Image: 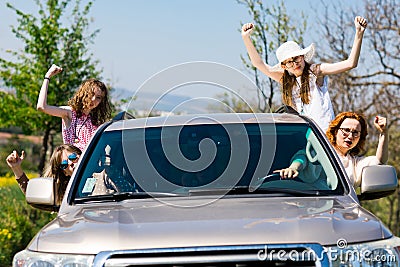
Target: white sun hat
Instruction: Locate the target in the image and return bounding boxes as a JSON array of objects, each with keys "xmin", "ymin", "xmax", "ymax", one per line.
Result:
[{"xmin": 273, "ymin": 41, "xmax": 315, "ymax": 70}]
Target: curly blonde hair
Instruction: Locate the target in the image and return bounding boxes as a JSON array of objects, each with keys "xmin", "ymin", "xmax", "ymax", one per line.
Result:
[
  {"xmin": 326, "ymin": 111, "xmax": 368, "ymax": 156},
  {"xmin": 68, "ymin": 79, "xmax": 112, "ymax": 125}
]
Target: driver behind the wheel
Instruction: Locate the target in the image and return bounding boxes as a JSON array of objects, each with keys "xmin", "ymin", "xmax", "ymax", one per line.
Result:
[{"xmin": 274, "ymin": 149, "xmax": 329, "ymax": 189}]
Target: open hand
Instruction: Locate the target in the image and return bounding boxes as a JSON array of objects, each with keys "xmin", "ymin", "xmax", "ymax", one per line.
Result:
[{"xmin": 6, "ymin": 150, "xmax": 25, "ymax": 168}]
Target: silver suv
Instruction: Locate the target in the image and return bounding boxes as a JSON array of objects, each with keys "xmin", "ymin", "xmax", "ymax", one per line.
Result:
[{"xmin": 14, "ymin": 112, "xmax": 399, "ymax": 266}]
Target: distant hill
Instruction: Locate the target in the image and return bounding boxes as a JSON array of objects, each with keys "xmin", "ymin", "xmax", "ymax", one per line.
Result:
[{"xmin": 111, "ymin": 87, "xmax": 221, "ymax": 114}]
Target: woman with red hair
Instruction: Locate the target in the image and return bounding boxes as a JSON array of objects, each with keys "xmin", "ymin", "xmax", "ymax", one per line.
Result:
[
  {"xmin": 326, "ymin": 112, "xmax": 388, "ymax": 187},
  {"xmin": 275, "ymin": 112, "xmax": 388, "ymax": 189}
]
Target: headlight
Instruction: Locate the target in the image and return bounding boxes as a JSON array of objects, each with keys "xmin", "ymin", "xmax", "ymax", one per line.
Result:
[
  {"xmin": 13, "ymin": 250, "xmax": 94, "ymax": 267},
  {"xmin": 327, "ymin": 236, "xmax": 400, "ymax": 266}
]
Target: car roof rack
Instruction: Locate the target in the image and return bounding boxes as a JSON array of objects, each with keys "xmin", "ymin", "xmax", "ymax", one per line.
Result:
[
  {"xmin": 112, "ymin": 111, "xmax": 136, "ymax": 121},
  {"xmin": 274, "ymin": 105, "xmax": 299, "ymax": 114}
]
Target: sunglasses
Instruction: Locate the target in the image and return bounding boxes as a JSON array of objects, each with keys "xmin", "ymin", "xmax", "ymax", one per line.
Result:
[
  {"xmin": 339, "ymin": 128, "xmax": 361, "ymax": 138},
  {"xmin": 60, "ymin": 153, "xmax": 79, "ymax": 170},
  {"xmin": 281, "ymin": 56, "xmax": 303, "ymax": 68}
]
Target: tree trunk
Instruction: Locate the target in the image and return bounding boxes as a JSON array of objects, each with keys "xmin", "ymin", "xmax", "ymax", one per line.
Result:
[
  {"xmin": 39, "ymin": 128, "xmax": 51, "ymax": 176},
  {"xmin": 396, "ymin": 188, "xmax": 400, "ymax": 236}
]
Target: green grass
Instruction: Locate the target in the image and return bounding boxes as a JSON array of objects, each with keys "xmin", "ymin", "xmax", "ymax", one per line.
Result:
[{"xmin": 0, "ymin": 182, "xmax": 56, "ymax": 267}]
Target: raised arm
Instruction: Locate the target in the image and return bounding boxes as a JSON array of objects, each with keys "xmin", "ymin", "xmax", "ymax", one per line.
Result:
[
  {"xmin": 241, "ymin": 23, "xmax": 283, "ymax": 82},
  {"xmin": 37, "ymin": 64, "xmax": 70, "ymax": 119},
  {"xmin": 6, "ymin": 150, "xmax": 29, "ymax": 194},
  {"xmin": 320, "ymin": 16, "xmax": 368, "ymax": 75},
  {"xmin": 374, "ymin": 116, "xmax": 389, "ymax": 164}
]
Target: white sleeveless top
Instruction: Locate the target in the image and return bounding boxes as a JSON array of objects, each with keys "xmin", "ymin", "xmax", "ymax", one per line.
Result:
[{"xmin": 292, "ymin": 72, "xmax": 335, "ymax": 132}]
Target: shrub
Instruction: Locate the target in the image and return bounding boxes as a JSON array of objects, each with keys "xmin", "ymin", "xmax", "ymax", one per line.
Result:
[
  {"xmin": 0, "ymin": 183, "xmax": 56, "ymax": 266},
  {"xmin": 0, "ymin": 136, "xmax": 42, "ymax": 177}
]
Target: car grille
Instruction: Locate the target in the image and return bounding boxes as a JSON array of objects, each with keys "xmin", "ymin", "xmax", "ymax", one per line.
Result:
[{"xmin": 93, "ymin": 244, "xmax": 328, "ymax": 267}]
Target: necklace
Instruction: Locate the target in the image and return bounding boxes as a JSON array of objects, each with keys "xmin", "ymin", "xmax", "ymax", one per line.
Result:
[{"xmin": 74, "ymin": 115, "xmax": 90, "ymax": 144}]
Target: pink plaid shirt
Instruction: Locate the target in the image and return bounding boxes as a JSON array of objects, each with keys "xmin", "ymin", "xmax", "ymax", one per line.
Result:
[{"xmin": 62, "ymin": 109, "xmax": 98, "ymax": 151}]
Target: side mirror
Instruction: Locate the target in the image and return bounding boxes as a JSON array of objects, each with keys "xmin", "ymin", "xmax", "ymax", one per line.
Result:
[
  {"xmin": 358, "ymin": 165, "xmax": 398, "ymax": 201},
  {"xmin": 26, "ymin": 177, "xmax": 59, "ymax": 212}
]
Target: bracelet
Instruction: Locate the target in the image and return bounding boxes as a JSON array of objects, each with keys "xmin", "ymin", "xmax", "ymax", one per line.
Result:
[{"xmin": 44, "ymin": 77, "xmax": 50, "ymax": 80}]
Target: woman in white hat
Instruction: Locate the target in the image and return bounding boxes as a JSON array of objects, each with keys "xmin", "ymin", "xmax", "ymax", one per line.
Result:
[{"xmin": 241, "ymin": 16, "xmax": 368, "ymax": 132}]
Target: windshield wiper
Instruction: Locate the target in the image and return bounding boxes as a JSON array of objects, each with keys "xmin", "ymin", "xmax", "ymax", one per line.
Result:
[
  {"xmin": 75, "ymin": 191, "xmax": 183, "ymax": 203},
  {"xmin": 249, "ymin": 173, "xmax": 334, "ymax": 196},
  {"xmin": 249, "ymin": 173, "xmax": 284, "ymax": 191},
  {"xmin": 188, "ymin": 186, "xmax": 250, "ymax": 196},
  {"xmin": 252, "ymin": 187, "xmax": 329, "ymax": 196},
  {"xmin": 187, "ymin": 186, "xmax": 328, "ymax": 197}
]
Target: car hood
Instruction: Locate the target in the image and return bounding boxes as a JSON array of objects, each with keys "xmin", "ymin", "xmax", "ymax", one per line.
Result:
[{"xmin": 28, "ymin": 196, "xmax": 391, "ymax": 254}]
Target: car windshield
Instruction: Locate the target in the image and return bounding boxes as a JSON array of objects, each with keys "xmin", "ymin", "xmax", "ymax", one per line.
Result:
[{"xmin": 74, "ymin": 123, "xmax": 344, "ymax": 201}]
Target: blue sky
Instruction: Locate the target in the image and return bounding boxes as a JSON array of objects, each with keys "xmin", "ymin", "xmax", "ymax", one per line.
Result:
[
  {"xmin": 1, "ymin": 0, "xmax": 360, "ymax": 103},
  {"xmin": 0, "ymin": 1, "xmax": 307, "ymax": 90}
]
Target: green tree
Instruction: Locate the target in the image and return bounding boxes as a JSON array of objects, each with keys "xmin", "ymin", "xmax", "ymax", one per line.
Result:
[
  {"xmin": 314, "ymin": 0, "xmax": 399, "ymax": 236},
  {"xmin": 314, "ymin": 0, "xmax": 399, "ymax": 121},
  {"xmin": 361, "ymin": 128, "xmax": 400, "ymax": 236},
  {"xmin": 0, "ymin": 0, "xmax": 101, "ymax": 174},
  {"xmin": 237, "ymin": 0, "xmax": 307, "ymax": 112},
  {"xmin": 239, "ymin": 0, "xmax": 399, "ymax": 236}
]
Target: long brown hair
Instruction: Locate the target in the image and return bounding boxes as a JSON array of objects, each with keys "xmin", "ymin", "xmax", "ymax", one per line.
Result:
[
  {"xmin": 326, "ymin": 111, "xmax": 368, "ymax": 156},
  {"xmin": 68, "ymin": 78, "xmax": 112, "ymax": 126},
  {"xmin": 280, "ymin": 61, "xmax": 313, "ymax": 108},
  {"xmin": 43, "ymin": 144, "xmax": 82, "ymax": 204}
]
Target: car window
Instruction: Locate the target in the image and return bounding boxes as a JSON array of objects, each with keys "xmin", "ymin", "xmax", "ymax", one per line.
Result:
[{"xmin": 74, "ymin": 123, "xmax": 343, "ymax": 199}]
